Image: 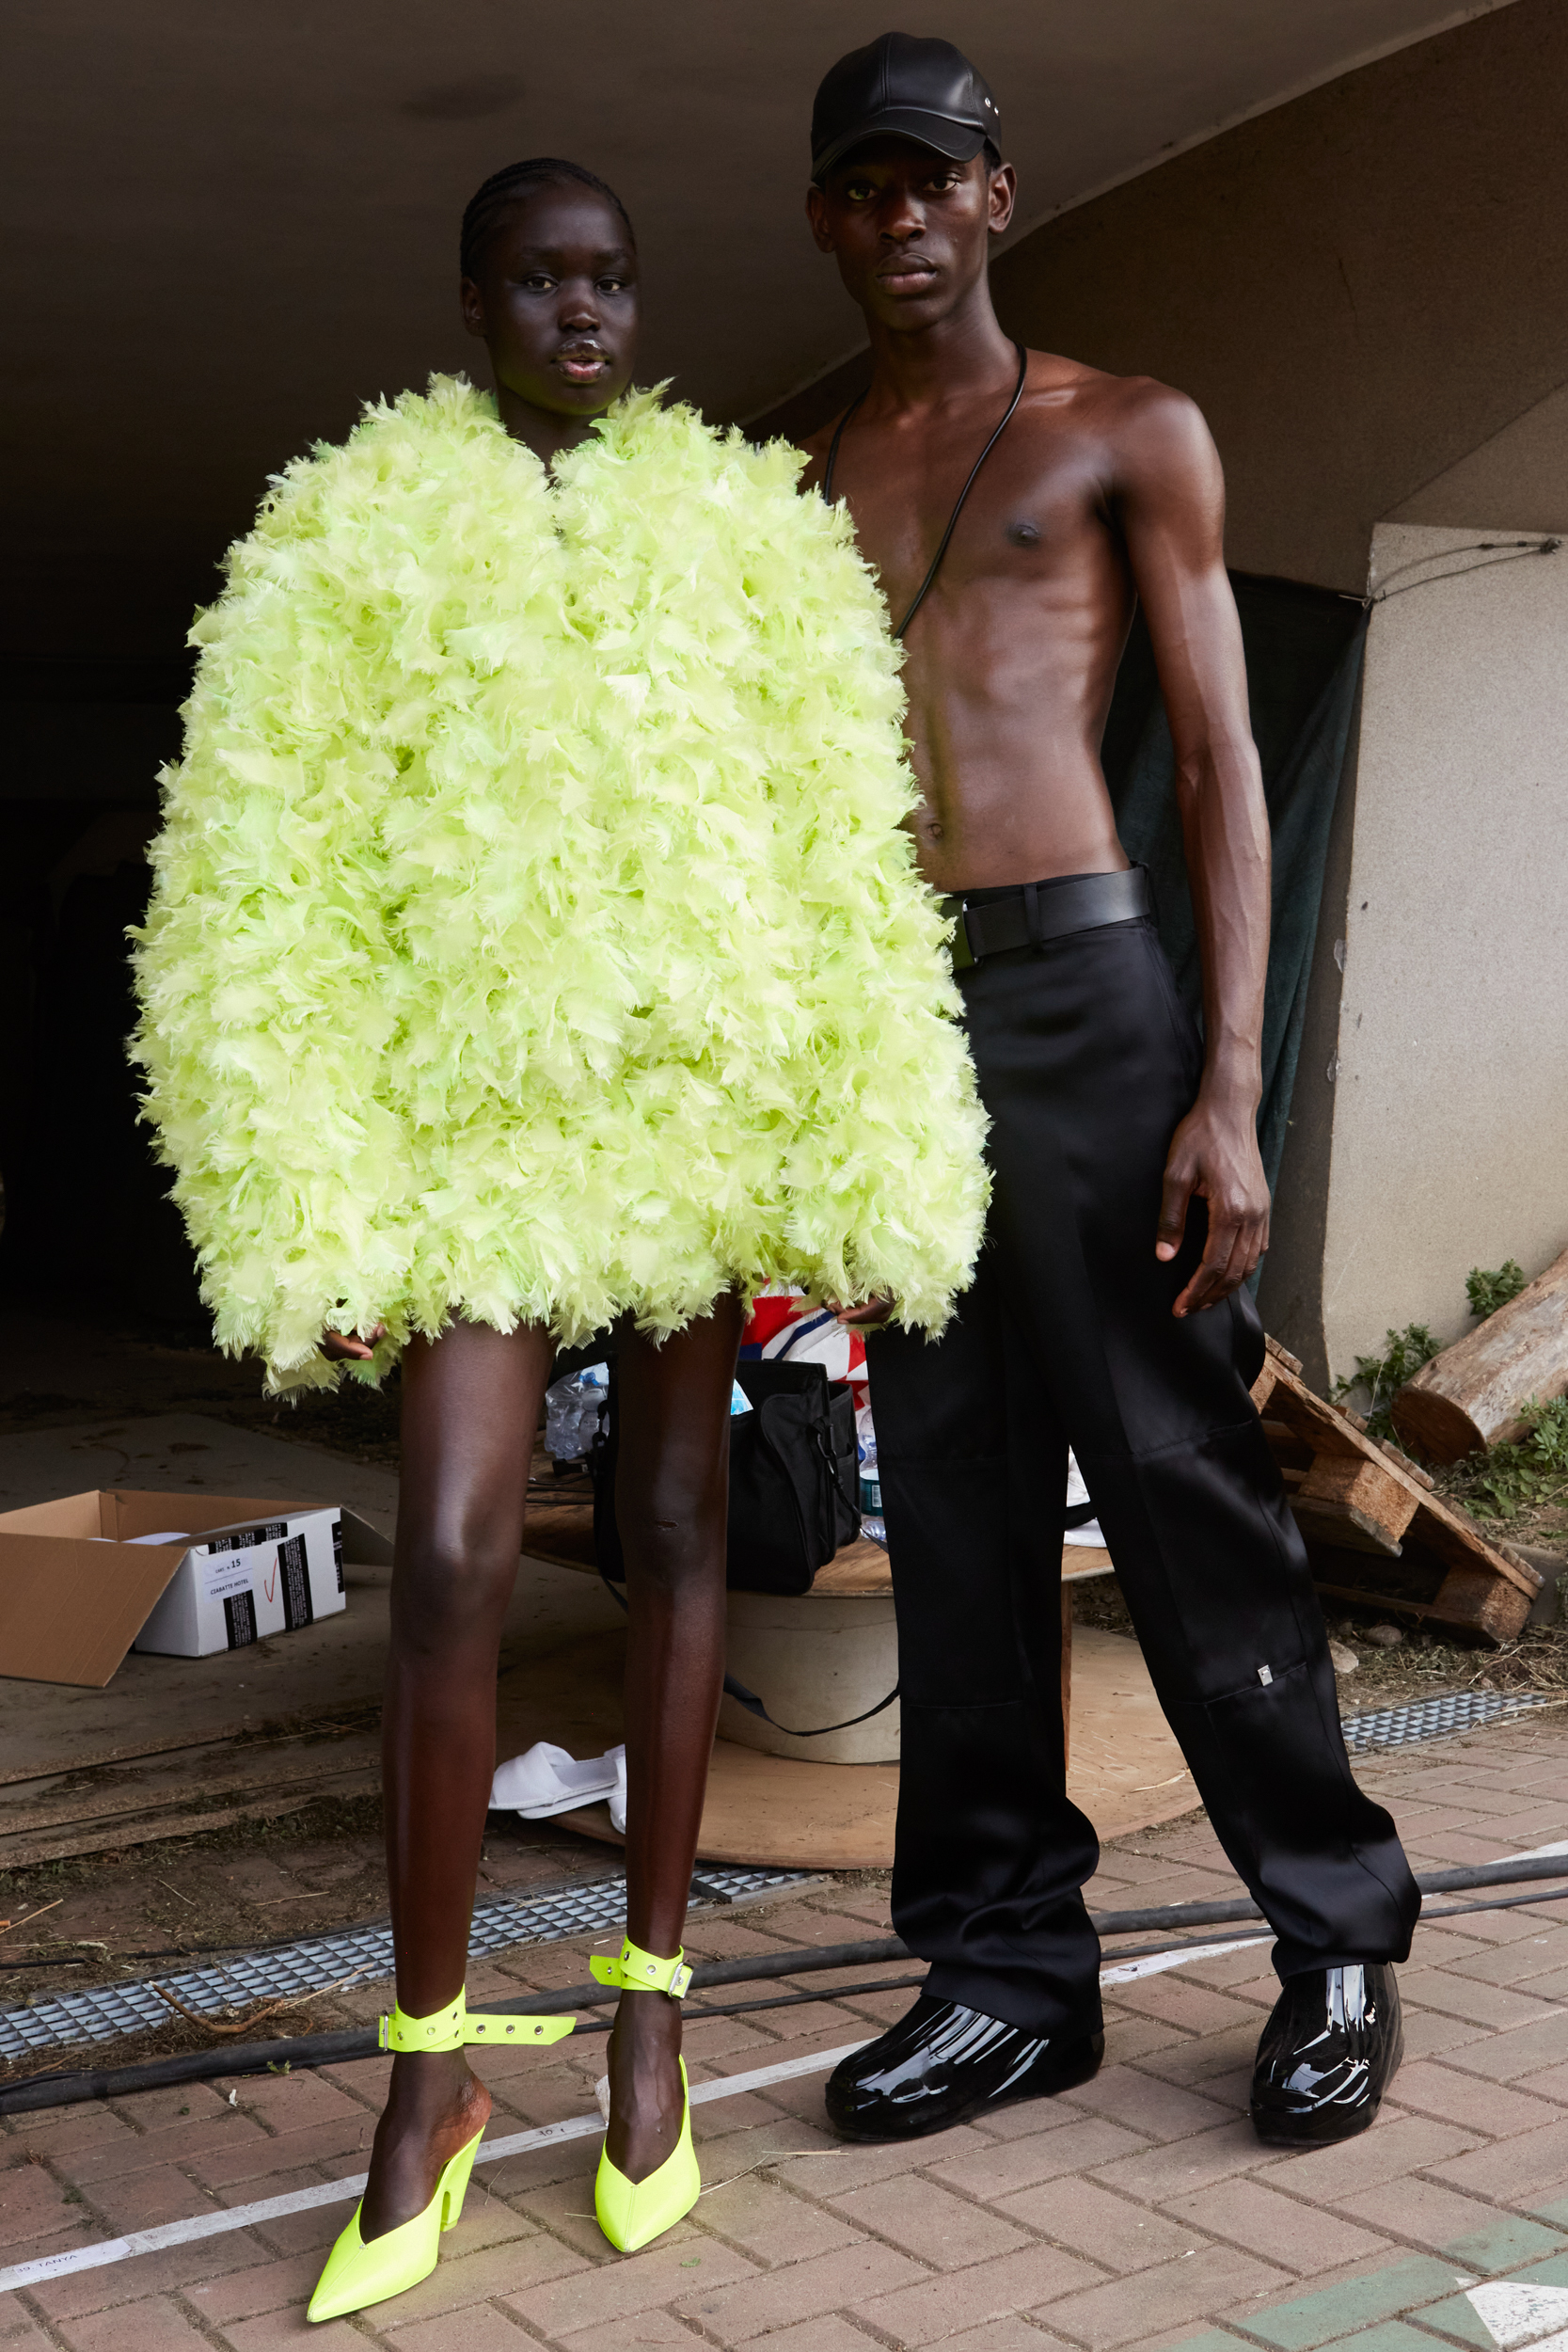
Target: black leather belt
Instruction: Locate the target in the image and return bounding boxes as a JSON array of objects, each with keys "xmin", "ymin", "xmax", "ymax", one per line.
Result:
[{"xmin": 940, "ymin": 866, "xmax": 1150, "ymax": 972}]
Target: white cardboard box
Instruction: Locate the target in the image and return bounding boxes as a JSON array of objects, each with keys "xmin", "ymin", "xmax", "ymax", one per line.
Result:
[
  {"xmin": 133, "ymin": 1504, "xmax": 345, "ymax": 1657},
  {"xmin": 0, "ymin": 1489, "xmax": 371, "ymax": 1684}
]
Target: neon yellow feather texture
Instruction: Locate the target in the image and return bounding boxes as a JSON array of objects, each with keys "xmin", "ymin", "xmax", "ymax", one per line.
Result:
[{"xmin": 131, "ymin": 378, "xmax": 989, "ymax": 1391}]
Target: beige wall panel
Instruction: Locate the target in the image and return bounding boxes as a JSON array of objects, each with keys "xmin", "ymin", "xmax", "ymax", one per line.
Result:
[
  {"xmin": 1391, "ymin": 379, "xmax": 1568, "ymax": 532},
  {"xmin": 1319, "ymin": 523, "xmax": 1568, "ymax": 1377},
  {"xmin": 981, "ymin": 0, "xmax": 1568, "ymax": 591}
]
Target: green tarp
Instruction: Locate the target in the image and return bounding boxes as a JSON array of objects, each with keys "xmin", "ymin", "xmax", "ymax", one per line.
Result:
[{"xmin": 1101, "ymin": 571, "xmax": 1369, "ymax": 1194}]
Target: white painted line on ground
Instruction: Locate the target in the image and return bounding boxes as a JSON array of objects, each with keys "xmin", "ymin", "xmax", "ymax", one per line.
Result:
[
  {"xmin": 0, "ymin": 2041, "xmax": 874, "ymax": 2296},
  {"xmin": 1101, "ymin": 1935, "xmax": 1270, "ymax": 1984},
  {"xmin": 0, "ymin": 1930, "xmax": 1313, "ymax": 2299}
]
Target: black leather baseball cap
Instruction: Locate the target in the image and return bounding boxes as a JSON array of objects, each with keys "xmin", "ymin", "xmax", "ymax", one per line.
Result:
[{"xmin": 811, "ymin": 31, "xmax": 1001, "ymax": 184}]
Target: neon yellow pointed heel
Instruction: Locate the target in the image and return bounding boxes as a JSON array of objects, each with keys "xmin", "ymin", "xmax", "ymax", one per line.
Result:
[
  {"xmin": 307, "ymin": 1991, "xmax": 574, "ymax": 2323},
  {"xmin": 307, "ymin": 2122, "xmax": 483, "ymax": 2321},
  {"xmin": 591, "ymin": 1937, "xmax": 700, "ymax": 2254}
]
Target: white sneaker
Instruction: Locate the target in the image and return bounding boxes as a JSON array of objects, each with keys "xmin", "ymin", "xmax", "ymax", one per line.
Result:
[{"xmin": 489, "ymin": 1741, "xmax": 625, "ymax": 1820}]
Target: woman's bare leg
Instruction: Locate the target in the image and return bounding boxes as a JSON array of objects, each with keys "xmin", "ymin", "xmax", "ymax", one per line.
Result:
[
  {"xmin": 360, "ymin": 1317, "xmax": 555, "ymax": 2240},
  {"xmin": 606, "ymin": 1297, "xmax": 744, "ymax": 2183}
]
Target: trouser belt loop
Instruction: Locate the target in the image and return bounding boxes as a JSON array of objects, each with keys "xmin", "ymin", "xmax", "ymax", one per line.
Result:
[
  {"xmin": 1023, "ymin": 880, "xmax": 1043, "ymax": 952},
  {"xmin": 942, "ymin": 897, "xmax": 975, "ymax": 972}
]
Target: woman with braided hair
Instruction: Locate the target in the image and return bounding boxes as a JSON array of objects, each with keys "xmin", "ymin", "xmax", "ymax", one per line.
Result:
[{"xmin": 132, "ymin": 160, "xmax": 985, "ymax": 2317}]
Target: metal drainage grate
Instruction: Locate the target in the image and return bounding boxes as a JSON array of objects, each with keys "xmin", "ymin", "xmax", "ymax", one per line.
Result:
[
  {"xmin": 1341, "ymin": 1688, "xmax": 1554, "ymax": 1756},
  {"xmin": 0, "ymin": 1867, "xmax": 813, "ymax": 2067}
]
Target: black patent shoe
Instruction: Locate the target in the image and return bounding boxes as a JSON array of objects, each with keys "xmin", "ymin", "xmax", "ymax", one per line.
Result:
[
  {"xmin": 825, "ymin": 1993, "xmax": 1104, "ymax": 2143},
  {"xmin": 1250, "ymin": 1963, "xmax": 1403, "ymax": 2147}
]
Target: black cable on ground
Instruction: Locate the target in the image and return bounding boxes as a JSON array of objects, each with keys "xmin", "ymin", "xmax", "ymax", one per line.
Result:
[
  {"xmin": 4, "ymin": 1855, "xmax": 1565, "ymax": 2116},
  {"xmin": 1084, "ymin": 1850, "xmax": 1568, "ymax": 1936},
  {"xmin": 573, "ymin": 1973, "xmax": 933, "ymax": 2034},
  {"xmin": 0, "ymin": 1941, "xmax": 909, "ymax": 2114},
  {"xmin": 34, "ymin": 1851, "xmax": 1568, "ymax": 1973},
  {"xmin": 1093, "ymin": 1883, "xmax": 1568, "ymax": 1969}
]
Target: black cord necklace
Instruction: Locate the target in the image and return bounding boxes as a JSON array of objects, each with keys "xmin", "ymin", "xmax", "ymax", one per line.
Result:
[{"xmin": 822, "ymin": 339, "xmax": 1029, "ymax": 640}]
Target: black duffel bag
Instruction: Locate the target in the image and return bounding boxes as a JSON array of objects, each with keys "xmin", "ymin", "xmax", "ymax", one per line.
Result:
[
  {"xmin": 593, "ymin": 1357, "xmax": 860, "ymax": 1596},
  {"xmin": 593, "ymin": 1358, "xmax": 898, "ymax": 1740}
]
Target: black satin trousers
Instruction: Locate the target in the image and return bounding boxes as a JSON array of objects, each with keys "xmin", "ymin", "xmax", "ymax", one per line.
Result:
[{"xmin": 865, "ymin": 911, "xmax": 1419, "ymax": 2039}]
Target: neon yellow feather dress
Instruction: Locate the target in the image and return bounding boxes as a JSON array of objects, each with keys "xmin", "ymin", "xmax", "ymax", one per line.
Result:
[{"xmin": 131, "ymin": 377, "xmax": 988, "ymax": 1391}]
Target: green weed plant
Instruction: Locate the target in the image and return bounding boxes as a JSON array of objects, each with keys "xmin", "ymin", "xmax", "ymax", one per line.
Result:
[
  {"xmin": 1329, "ymin": 1257, "xmax": 1565, "ymax": 1529},
  {"xmin": 1333, "ymin": 1259, "xmax": 1543, "ymax": 1449},
  {"xmin": 1466, "ymin": 1260, "xmax": 1528, "ymax": 1320},
  {"xmin": 1467, "ymin": 1396, "xmax": 1568, "ymax": 1520},
  {"xmin": 1332, "ymin": 1323, "xmax": 1441, "ymax": 1440}
]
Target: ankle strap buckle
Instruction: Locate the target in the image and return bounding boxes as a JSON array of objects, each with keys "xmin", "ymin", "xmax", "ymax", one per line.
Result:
[
  {"xmin": 588, "ymin": 1936, "xmax": 692, "ymax": 1999},
  {"xmin": 380, "ymin": 1994, "xmax": 466, "ymax": 2054}
]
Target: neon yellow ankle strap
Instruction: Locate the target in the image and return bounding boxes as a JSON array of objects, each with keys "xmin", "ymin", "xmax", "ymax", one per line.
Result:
[
  {"xmin": 378, "ymin": 1990, "xmax": 576, "ymax": 2054},
  {"xmin": 589, "ymin": 1937, "xmax": 693, "ymax": 1999}
]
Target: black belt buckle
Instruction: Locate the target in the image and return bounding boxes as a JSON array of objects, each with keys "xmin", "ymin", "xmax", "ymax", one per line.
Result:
[{"xmin": 940, "ymin": 896, "xmax": 974, "ymax": 972}]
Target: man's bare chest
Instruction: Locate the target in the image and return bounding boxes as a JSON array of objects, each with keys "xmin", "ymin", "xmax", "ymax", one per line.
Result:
[{"xmin": 840, "ymin": 422, "xmax": 1123, "ymax": 628}]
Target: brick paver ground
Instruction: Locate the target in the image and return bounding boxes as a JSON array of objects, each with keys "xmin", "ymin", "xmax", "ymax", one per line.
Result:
[{"xmin": 5, "ymin": 1712, "xmax": 1568, "ymax": 2349}]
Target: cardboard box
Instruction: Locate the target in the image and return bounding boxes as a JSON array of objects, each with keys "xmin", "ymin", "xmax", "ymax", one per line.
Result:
[
  {"xmin": 0, "ymin": 1489, "xmax": 382, "ymax": 1687},
  {"xmin": 132, "ymin": 1502, "xmax": 343, "ymax": 1659}
]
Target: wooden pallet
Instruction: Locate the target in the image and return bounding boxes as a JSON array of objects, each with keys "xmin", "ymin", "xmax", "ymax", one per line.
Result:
[{"xmin": 1252, "ymin": 1336, "xmax": 1543, "ymax": 1644}]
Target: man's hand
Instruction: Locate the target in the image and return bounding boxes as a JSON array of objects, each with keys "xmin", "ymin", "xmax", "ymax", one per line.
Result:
[
  {"xmin": 320, "ymin": 1323, "xmax": 387, "ymax": 1362},
  {"xmin": 1156, "ymin": 1096, "xmax": 1269, "ymax": 1317}
]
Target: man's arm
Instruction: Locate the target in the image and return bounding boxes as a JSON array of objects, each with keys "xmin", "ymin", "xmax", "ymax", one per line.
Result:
[{"xmin": 1114, "ymin": 385, "xmax": 1271, "ymax": 1316}]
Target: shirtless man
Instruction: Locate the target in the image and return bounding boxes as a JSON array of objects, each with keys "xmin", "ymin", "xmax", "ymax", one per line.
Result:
[{"xmin": 800, "ymin": 33, "xmax": 1418, "ymax": 2148}]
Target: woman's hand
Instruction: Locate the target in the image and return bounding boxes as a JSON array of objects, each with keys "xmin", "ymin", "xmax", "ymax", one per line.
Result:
[
  {"xmin": 827, "ymin": 1297, "xmax": 895, "ymax": 1328},
  {"xmin": 319, "ymin": 1323, "xmax": 387, "ymax": 1362}
]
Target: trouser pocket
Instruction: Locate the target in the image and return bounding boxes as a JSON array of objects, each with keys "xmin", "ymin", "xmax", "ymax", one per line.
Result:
[{"xmin": 1163, "ymin": 1659, "xmax": 1414, "ymax": 1970}]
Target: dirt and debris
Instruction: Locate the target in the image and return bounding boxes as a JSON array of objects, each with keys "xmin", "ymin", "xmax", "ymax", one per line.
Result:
[
  {"xmin": 0, "ymin": 1799, "xmax": 625, "ymax": 2077},
  {"xmin": 1071, "ymin": 1566, "xmax": 1568, "ymax": 1718},
  {"xmin": 1440, "ymin": 1449, "xmax": 1568, "ymax": 1554},
  {"xmin": 0, "ymin": 1801, "xmax": 617, "ymax": 1970}
]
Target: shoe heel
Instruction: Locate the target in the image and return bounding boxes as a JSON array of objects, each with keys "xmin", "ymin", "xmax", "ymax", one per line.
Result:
[
  {"xmin": 307, "ymin": 2125, "xmax": 488, "ymax": 2321},
  {"xmin": 438, "ymin": 2128, "xmax": 483, "ymax": 2231}
]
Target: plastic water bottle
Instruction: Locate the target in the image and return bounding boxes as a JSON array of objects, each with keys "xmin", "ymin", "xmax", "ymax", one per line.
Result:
[
  {"xmin": 544, "ymin": 1363, "xmax": 610, "ymax": 1464},
  {"xmin": 856, "ymin": 1401, "xmax": 880, "ymax": 1513},
  {"xmin": 856, "ymin": 1401, "xmax": 884, "ymax": 1542}
]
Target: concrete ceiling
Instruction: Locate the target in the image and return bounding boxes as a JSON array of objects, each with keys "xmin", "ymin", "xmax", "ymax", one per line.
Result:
[{"xmin": 7, "ymin": 0, "xmax": 1515, "ymax": 669}]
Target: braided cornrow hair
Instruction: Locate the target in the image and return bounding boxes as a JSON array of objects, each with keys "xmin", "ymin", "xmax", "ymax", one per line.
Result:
[{"xmin": 460, "ymin": 157, "xmax": 636, "ymax": 279}]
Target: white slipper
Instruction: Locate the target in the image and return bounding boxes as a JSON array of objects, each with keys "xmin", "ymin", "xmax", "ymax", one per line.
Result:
[
  {"xmin": 1063, "ymin": 1448, "xmax": 1105, "ymax": 1548},
  {"xmin": 490, "ymin": 1741, "xmax": 624, "ymax": 1819}
]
